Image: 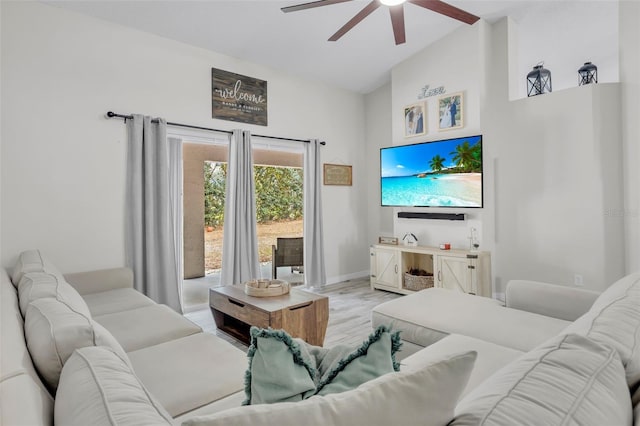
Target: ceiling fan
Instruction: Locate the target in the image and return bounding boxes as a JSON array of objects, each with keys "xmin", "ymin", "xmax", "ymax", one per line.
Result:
[{"xmin": 281, "ymin": 0, "xmax": 480, "ymax": 45}]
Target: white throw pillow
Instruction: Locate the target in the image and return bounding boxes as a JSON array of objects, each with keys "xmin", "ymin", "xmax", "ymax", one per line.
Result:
[
  {"xmin": 55, "ymin": 346, "xmax": 173, "ymax": 426},
  {"xmin": 451, "ymin": 333, "xmax": 632, "ymax": 426},
  {"xmin": 11, "ymin": 249, "xmax": 64, "ymax": 286},
  {"xmin": 24, "ymin": 297, "xmax": 129, "ymax": 392},
  {"xmin": 562, "ymin": 272, "xmax": 640, "ymax": 390},
  {"xmin": 182, "ymin": 350, "xmax": 477, "ymax": 426},
  {"xmin": 18, "ymin": 271, "xmax": 91, "ymax": 318}
]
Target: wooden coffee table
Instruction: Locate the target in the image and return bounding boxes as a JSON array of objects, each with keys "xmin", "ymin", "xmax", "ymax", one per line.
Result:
[{"xmin": 209, "ymin": 285, "xmax": 329, "ymax": 346}]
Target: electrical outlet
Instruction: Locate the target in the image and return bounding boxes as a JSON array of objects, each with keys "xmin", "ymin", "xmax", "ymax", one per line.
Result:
[{"xmin": 574, "ymin": 274, "xmax": 584, "ymax": 286}]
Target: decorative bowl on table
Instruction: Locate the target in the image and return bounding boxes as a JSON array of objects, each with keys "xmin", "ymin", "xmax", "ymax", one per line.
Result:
[{"xmin": 244, "ymin": 279, "xmax": 290, "ymax": 297}]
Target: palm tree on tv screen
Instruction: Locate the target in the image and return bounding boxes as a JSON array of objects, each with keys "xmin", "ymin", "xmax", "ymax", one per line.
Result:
[
  {"xmin": 450, "ymin": 141, "xmax": 481, "ymax": 173},
  {"xmin": 429, "ymin": 155, "xmax": 446, "ymax": 172}
]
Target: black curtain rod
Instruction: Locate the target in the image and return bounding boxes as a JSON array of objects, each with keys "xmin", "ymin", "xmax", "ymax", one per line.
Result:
[{"xmin": 106, "ymin": 111, "xmax": 326, "ymax": 145}]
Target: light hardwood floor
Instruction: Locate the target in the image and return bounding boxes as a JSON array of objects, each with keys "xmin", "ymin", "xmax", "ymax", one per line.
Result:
[{"xmin": 184, "ymin": 277, "xmax": 402, "ymax": 352}]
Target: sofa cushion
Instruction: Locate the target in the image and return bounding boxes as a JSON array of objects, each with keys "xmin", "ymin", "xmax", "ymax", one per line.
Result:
[
  {"xmin": 401, "ymin": 334, "xmax": 523, "ymax": 398},
  {"xmin": 1, "ymin": 269, "xmax": 54, "ymax": 426},
  {"xmin": 563, "ymin": 272, "xmax": 640, "ymax": 390},
  {"xmin": 372, "ymin": 288, "xmax": 570, "ymax": 352},
  {"xmin": 452, "ymin": 333, "xmax": 632, "ymax": 426},
  {"xmin": 18, "ymin": 272, "xmax": 91, "ymax": 318},
  {"xmin": 94, "ymin": 304, "xmax": 201, "ymax": 352},
  {"xmin": 244, "ymin": 325, "xmax": 401, "ymax": 405},
  {"xmin": 24, "ymin": 298, "xmax": 129, "ymax": 392},
  {"xmin": 182, "ymin": 350, "xmax": 477, "ymax": 426},
  {"xmin": 127, "ymin": 332, "xmax": 248, "ymax": 417},
  {"xmin": 11, "ymin": 249, "xmax": 64, "ymax": 286},
  {"xmin": 82, "ymin": 288, "xmax": 155, "ymax": 316},
  {"xmin": 505, "ymin": 279, "xmax": 600, "ymax": 321},
  {"xmin": 1, "ymin": 269, "xmax": 33, "ymax": 376},
  {"xmin": 1, "ymin": 372, "xmax": 54, "ymax": 426},
  {"xmin": 55, "ymin": 346, "xmax": 173, "ymax": 426},
  {"xmin": 64, "ymin": 267, "xmax": 134, "ymax": 295},
  {"xmin": 173, "ymin": 392, "xmax": 245, "ymax": 423}
]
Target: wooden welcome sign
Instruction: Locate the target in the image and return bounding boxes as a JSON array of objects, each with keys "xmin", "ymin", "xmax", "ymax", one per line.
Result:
[{"xmin": 211, "ymin": 68, "xmax": 268, "ymax": 126}]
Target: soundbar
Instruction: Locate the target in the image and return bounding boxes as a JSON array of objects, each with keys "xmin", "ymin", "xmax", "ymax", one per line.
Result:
[{"xmin": 397, "ymin": 212, "xmax": 466, "ymax": 221}]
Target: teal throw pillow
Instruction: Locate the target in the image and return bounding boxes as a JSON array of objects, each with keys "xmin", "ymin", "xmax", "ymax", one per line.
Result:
[{"xmin": 243, "ymin": 325, "xmax": 401, "ymax": 405}]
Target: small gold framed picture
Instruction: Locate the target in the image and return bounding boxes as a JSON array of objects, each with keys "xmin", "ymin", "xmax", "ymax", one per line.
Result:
[{"xmin": 323, "ymin": 164, "xmax": 352, "ymax": 186}]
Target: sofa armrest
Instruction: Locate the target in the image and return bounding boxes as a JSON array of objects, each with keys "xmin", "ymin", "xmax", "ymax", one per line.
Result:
[
  {"xmin": 505, "ymin": 280, "xmax": 600, "ymax": 321},
  {"xmin": 64, "ymin": 267, "xmax": 134, "ymax": 295}
]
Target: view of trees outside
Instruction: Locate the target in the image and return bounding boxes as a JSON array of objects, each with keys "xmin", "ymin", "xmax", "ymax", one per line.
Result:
[{"xmin": 203, "ymin": 162, "xmax": 303, "ymax": 272}]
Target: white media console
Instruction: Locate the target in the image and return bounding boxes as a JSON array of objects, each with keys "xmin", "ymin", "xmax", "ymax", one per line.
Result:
[{"xmin": 369, "ymin": 244, "xmax": 491, "ymax": 297}]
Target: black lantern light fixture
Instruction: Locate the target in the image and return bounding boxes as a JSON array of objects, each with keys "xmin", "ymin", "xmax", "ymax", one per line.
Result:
[
  {"xmin": 578, "ymin": 62, "xmax": 598, "ymax": 86},
  {"xmin": 527, "ymin": 62, "xmax": 552, "ymax": 97}
]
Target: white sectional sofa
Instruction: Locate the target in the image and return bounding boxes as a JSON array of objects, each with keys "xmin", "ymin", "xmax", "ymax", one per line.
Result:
[
  {"xmin": 373, "ymin": 273, "xmax": 640, "ymax": 425},
  {"xmin": 2, "ymin": 247, "xmax": 639, "ymax": 425},
  {"xmin": 0, "ymin": 249, "xmax": 249, "ymax": 425}
]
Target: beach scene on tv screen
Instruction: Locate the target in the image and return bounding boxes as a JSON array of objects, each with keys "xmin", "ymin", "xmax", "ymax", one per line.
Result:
[{"xmin": 381, "ymin": 136, "xmax": 482, "ymax": 207}]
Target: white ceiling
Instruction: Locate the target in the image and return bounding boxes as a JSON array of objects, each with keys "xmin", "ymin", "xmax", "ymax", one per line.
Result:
[{"xmin": 44, "ymin": 0, "xmax": 617, "ymax": 94}]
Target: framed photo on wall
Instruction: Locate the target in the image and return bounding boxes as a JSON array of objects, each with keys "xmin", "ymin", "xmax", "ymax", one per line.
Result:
[
  {"xmin": 404, "ymin": 102, "xmax": 426, "ymax": 137},
  {"xmin": 438, "ymin": 92, "xmax": 464, "ymax": 131}
]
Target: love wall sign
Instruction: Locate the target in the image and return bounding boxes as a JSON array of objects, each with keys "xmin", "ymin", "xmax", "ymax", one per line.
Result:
[{"xmin": 211, "ymin": 68, "xmax": 268, "ymax": 126}]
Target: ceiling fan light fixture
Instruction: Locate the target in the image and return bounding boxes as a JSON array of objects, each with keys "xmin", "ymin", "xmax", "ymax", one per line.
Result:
[{"xmin": 380, "ymin": 0, "xmax": 406, "ymax": 6}]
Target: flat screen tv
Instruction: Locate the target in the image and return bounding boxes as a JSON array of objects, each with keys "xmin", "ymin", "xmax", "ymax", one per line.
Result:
[{"xmin": 380, "ymin": 135, "xmax": 483, "ymax": 208}]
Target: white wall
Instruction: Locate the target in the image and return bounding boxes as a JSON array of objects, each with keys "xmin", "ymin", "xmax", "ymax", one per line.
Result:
[
  {"xmin": 484, "ymin": 18, "xmax": 624, "ymax": 292},
  {"xmin": 364, "ymin": 83, "xmax": 394, "ymax": 245},
  {"xmin": 389, "ymin": 21, "xmax": 490, "ymax": 251},
  {"xmin": 619, "ymin": 0, "xmax": 640, "ymax": 273},
  {"xmin": 494, "ymin": 85, "xmax": 623, "ymax": 291},
  {"xmin": 514, "ymin": 0, "xmax": 619, "ymax": 99},
  {"xmin": 383, "ymin": 15, "xmax": 624, "ymax": 293},
  {"xmin": 0, "ymin": 1, "xmax": 369, "ymax": 282}
]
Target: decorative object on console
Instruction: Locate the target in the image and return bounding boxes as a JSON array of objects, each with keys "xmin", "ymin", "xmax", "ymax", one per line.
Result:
[
  {"xmin": 468, "ymin": 227, "xmax": 479, "ymax": 251},
  {"xmin": 404, "ymin": 102, "xmax": 426, "ymax": 137},
  {"xmin": 439, "ymin": 243, "xmax": 451, "ymax": 250},
  {"xmin": 404, "ymin": 268, "xmax": 434, "ymax": 291},
  {"xmin": 578, "ymin": 62, "xmax": 598, "ymax": 85},
  {"xmin": 323, "ymin": 164, "xmax": 352, "ymax": 186},
  {"xmin": 378, "ymin": 236, "xmax": 399, "ymax": 245},
  {"xmin": 437, "ymin": 92, "xmax": 464, "ymax": 131},
  {"xmin": 244, "ymin": 279, "xmax": 290, "ymax": 297},
  {"xmin": 403, "ymin": 233, "xmax": 418, "ymax": 247},
  {"xmin": 527, "ymin": 62, "xmax": 552, "ymax": 96}
]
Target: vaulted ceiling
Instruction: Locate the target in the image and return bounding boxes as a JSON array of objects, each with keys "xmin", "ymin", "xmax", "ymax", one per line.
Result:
[{"xmin": 44, "ymin": 1, "xmax": 613, "ymax": 94}]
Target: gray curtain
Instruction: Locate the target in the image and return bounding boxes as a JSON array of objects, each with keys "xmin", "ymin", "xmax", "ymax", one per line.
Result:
[
  {"xmin": 303, "ymin": 139, "xmax": 326, "ymax": 288},
  {"xmin": 126, "ymin": 115, "xmax": 182, "ymax": 313},
  {"xmin": 220, "ymin": 130, "xmax": 260, "ymax": 285}
]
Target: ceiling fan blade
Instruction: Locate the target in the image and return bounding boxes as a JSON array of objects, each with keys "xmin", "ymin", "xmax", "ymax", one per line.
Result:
[
  {"xmin": 282, "ymin": 0, "xmax": 353, "ymax": 13},
  {"xmin": 389, "ymin": 5, "xmax": 406, "ymax": 45},
  {"xmin": 408, "ymin": 0, "xmax": 480, "ymax": 25},
  {"xmin": 329, "ymin": 0, "xmax": 380, "ymax": 41}
]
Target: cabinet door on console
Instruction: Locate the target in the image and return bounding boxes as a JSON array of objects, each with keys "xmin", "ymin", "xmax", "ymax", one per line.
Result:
[
  {"xmin": 437, "ymin": 255, "xmax": 475, "ymax": 294},
  {"xmin": 372, "ymin": 248, "xmax": 399, "ymax": 289}
]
